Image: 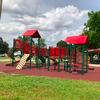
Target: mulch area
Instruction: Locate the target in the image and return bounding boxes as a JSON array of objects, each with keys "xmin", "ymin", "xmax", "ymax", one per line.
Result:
[{"xmin": 0, "ymin": 63, "xmax": 100, "ymax": 82}]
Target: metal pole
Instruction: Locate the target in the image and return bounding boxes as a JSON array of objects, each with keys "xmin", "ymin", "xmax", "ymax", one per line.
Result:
[
  {"xmin": 12, "ymin": 39, "xmax": 15, "ymax": 66},
  {"xmin": 30, "ymin": 37, "xmax": 32, "ymax": 69},
  {"xmin": 0, "ymin": 0, "xmax": 2, "ymax": 18},
  {"xmin": 47, "ymin": 47, "xmax": 50, "ymax": 71},
  {"xmin": 69, "ymin": 44, "xmax": 72, "ymax": 73},
  {"xmin": 82, "ymin": 45, "xmax": 85, "ymax": 74},
  {"xmin": 86, "ymin": 45, "xmax": 88, "ymax": 73},
  {"xmin": 58, "ymin": 47, "xmax": 60, "ymax": 72}
]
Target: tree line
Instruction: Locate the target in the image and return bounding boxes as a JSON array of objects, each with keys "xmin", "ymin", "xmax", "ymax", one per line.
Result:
[{"xmin": 0, "ymin": 37, "xmax": 9, "ymax": 54}]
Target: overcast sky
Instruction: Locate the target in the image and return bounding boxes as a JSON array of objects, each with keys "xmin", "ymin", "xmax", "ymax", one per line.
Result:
[{"xmin": 0, "ymin": 0, "xmax": 100, "ymax": 47}]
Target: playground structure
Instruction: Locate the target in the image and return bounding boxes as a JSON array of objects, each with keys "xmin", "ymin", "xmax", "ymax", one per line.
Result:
[
  {"xmin": 8, "ymin": 29, "xmax": 89, "ymax": 74},
  {"xmin": 65, "ymin": 36, "xmax": 88, "ymax": 73}
]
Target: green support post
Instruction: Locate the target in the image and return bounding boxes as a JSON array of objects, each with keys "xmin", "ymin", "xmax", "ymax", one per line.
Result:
[
  {"xmin": 21, "ymin": 36, "xmax": 25, "ymax": 56},
  {"xmin": 86, "ymin": 45, "xmax": 88, "ymax": 73},
  {"xmin": 12, "ymin": 46, "xmax": 15, "ymax": 66},
  {"xmin": 54, "ymin": 48, "xmax": 56, "ymax": 70},
  {"xmin": 47, "ymin": 47, "xmax": 50, "ymax": 71},
  {"xmin": 12, "ymin": 39, "xmax": 15, "ymax": 66},
  {"xmin": 58, "ymin": 47, "xmax": 60, "ymax": 72},
  {"xmin": 74, "ymin": 45, "xmax": 77, "ymax": 64},
  {"xmin": 44, "ymin": 48, "xmax": 46, "ymax": 67},
  {"xmin": 45, "ymin": 48, "xmax": 47, "ymax": 67},
  {"xmin": 36, "ymin": 38, "xmax": 40, "ymax": 68},
  {"xmin": 30, "ymin": 37, "xmax": 32, "ymax": 69},
  {"xmin": 82, "ymin": 45, "xmax": 85, "ymax": 74},
  {"xmin": 69, "ymin": 44, "xmax": 72, "ymax": 73},
  {"xmin": 38, "ymin": 38, "xmax": 40, "ymax": 68},
  {"xmin": 38, "ymin": 38, "xmax": 40, "ymax": 50},
  {"xmin": 64, "ymin": 47, "xmax": 67, "ymax": 71},
  {"xmin": 35, "ymin": 54, "xmax": 39, "ymax": 68}
]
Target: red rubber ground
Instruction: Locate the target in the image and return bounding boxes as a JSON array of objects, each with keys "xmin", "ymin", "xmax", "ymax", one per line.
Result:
[{"xmin": 0, "ymin": 63, "xmax": 100, "ymax": 82}]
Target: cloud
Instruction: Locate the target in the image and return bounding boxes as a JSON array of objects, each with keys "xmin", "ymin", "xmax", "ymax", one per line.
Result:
[
  {"xmin": 0, "ymin": 21, "xmax": 26, "ymax": 46},
  {"xmin": 19, "ymin": 5, "xmax": 88, "ymax": 45},
  {"xmin": 0, "ymin": 22, "xmax": 26, "ymax": 33},
  {"xmin": 33, "ymin": 5, "xmax": 88, "ymax": 31},
  {"xmin": 0, "ymin": 2, "xmax": 89, "ymax": 47},
  {"xmin": 3, "ymin": 0, "xmax": 55, "ymax": 16}
]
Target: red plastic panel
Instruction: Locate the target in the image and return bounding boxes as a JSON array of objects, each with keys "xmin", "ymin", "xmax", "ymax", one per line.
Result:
[
  {"xmin": 32, "ymin": 47, "xmax": 35, "ymax": 55},
  {"xmin": 50, "ymin": 47, "xmax": 55, "ymax": 56},
  {"xmin": 35, "ymin": 47, "xmax": 39, "ymax": 56},
  {"xmin": 65, "ymin": 48, "xmax": 68, "ymax": 56},
  {"xmin": 60, "ymin": 48, "xmax": 66, "ymax": 58},
  {"xmin": 54, "ymin": 47, "xmax": 59, "ymax": 56},
  {"xmin": 23, "ymin": 43, "xmax": 30, "ymax": 54},
  {"xmin": 40, "ymin": 48, "xmax": 47, "ymax": 56},
  {"xmin": 14, "ymin": 39, "xmax": 22, "ymax": 49}
]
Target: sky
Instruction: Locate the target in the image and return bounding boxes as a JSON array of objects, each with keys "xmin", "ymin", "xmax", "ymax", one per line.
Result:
[{"xmin": 0, "ymin": 0, "xmax": 100, "ymax": 47}]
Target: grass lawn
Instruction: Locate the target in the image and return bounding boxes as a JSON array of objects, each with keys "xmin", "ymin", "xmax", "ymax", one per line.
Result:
[{"xmin": 0, "ymin": 74, "xmax": 100, "ymax": 100}]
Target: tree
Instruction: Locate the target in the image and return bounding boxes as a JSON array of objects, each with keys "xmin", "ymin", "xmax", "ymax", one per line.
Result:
[
  {"xmin": 18, "ymin": 36, "xmax": 46, "ymax": 47},
  {"xmin": 36, "ymin": 38, "xmax": 46, "ymax": 48},
  {"xmin": 0, "ymin": 37, "xmax": 3, "ymax": 43},
  {"xmin": 18, "ymin": 36, "xmax": 35, "ymax": 44},
  {"xmin": 56, "ymin": 40, "xmax": 67, "ymax": 47},
  {"xmin": 0, "ymin": 37, "xmax": 9, "ymax": 54},
  {"xmin": 83, "ymin": 11, "xmax": 100, "ymax": 48},
  {"xmin": 18, "ymin": 36, "xmax": 30, "ymax": 42}
]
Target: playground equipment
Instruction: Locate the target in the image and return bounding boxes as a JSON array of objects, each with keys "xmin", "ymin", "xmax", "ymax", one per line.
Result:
[
  {"xmin": 8, "ymin": 29, "xmax": 58, "ymax": 69},
  {"xmin": 7, "ymin": 39, "xmax": 24, "ymax": 65},
  {"xmin": 47, "ymin": 47, "xmax": 69, "ymax": 71},
  {"xmin": 65, "ymin": 36, "xmax": 89, "ymax": 74},
  {"xmin": 8, "ymin": 29, "xmax": 89, "ymax": 74}
]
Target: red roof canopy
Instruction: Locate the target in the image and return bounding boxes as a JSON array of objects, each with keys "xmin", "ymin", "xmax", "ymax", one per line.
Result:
[
  {"xmin": 65, "ymin": 36, "xmax": 88, "ymax": 45},
  {"xmin": 22, "ymin": 29, "xmax": 41, "ymax": 38}
]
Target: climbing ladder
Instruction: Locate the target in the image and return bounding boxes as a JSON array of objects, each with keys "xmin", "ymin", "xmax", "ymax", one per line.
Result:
[{"xmin": 16, "ymin": 54, "xmax": 30, "ymax": 69}]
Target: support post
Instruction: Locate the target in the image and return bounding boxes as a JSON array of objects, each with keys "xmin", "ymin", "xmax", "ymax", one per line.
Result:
[
  {"xmin": 58, "ymin": 47, "xmax": 60, "ymax": 72},
  {"xmin": 47, "ymin": 47, "xmax": 50, "ymax": 71},
  {"xmin": 82, "ymin": 45, "xmax": 85, "ymax": 74},
  {"xmin": 38, "ymin": 38, "xmax": 40, "ymax": 68},
  {"xmin": 69, "ymin": 44, "xmax": 72, "ymax": 73},
  {"xmin": 12, "ymin": 39, "xmax": 15, "ymax": 66},
  {"xmin": 30, "ymin": 37, "xmax": 32, "ymax": 69},
  {"xmin": 86, "ymin": 45, "xmax": 88, "ymax": 73},
  {"xmin": 21, "ymin": 36, "xmax": 25, "ymax": 56}
]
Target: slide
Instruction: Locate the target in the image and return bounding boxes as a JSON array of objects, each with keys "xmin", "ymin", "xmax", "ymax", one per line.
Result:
[{"xmin": 16, "ymin": 54, "xmax": 30, "ymax": 70}]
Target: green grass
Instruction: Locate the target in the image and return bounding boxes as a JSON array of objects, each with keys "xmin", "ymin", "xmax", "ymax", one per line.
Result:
[{"xmin": 0, "ymin": 74, "xmax": 100, "ymax": 100}]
